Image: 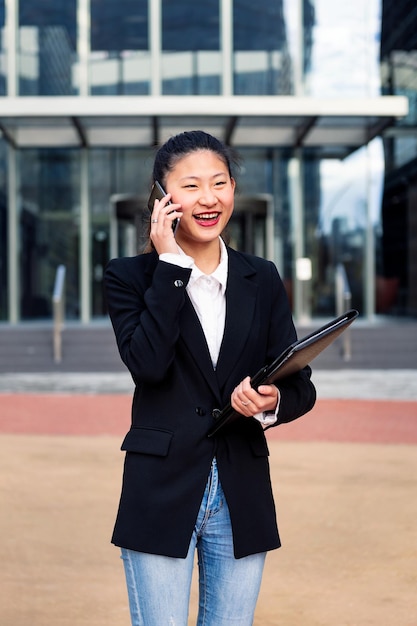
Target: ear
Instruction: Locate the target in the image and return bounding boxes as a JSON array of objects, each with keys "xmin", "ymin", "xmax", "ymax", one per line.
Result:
[{"xmin": 230, "ymin": 177, "xmax": 236, "ymax": 191}]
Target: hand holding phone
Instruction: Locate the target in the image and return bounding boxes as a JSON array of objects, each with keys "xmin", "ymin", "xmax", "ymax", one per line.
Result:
[{"xmin": 147, "ymin": 181, "xmax": 180, "ymax": 234}]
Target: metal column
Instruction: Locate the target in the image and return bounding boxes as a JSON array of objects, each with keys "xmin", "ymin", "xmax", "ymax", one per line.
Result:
[
  {"xmin": 7, "ymin": 146, "xmax": 19, "ymax": 323},
  {"xmin": 80, "ymin": 149, "xmax": 91, "ymax": 323}
]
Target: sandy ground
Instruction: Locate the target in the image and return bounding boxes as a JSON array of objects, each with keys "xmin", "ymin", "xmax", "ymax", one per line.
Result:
[{"xmin": 1, "ymin": 429, "xmax": 417, "ymax": 626}]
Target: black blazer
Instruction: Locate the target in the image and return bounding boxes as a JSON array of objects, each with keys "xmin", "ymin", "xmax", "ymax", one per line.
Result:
[{"xmin": 104, "ymin": 246, "xmax": 316, "ymax": 559}]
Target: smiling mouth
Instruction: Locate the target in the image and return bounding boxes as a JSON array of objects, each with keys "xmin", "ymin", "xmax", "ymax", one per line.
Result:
[{"xmin": 194, "ymin": 212, "xmax": 221, "ymax": 221}]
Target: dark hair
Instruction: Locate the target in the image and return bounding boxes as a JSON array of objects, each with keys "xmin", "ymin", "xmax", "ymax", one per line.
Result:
[{"xmin": 152, "ymin": 130, "xmax": 238, "ymax": 186}]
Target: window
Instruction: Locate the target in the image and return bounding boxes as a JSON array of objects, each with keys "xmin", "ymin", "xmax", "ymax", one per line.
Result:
[
  {"xmin": 90, "ymin": 0, "xmax": 150, "ymax": 95},
  {"xmin": 162, "ymin": 0, "xmax": 221, "ymax": 95},
  {"xmin": 19, "ymin": 0, "xmax": 77, "ymax": 95}
]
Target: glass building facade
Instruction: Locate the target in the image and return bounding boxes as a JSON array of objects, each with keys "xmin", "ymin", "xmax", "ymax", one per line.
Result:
[
  {"xmin": 380, "ymin": 0, "xmax": 417, "ymax": 315},
  {"xmin": 0, "ymin": 0, "xmax": 413, "ymax": 324}
]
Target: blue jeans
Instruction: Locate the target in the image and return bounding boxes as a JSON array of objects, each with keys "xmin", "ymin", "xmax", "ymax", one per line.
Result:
[{"xmin": 121, "ymin": 458, "xmax": 266, "ymax": 625}]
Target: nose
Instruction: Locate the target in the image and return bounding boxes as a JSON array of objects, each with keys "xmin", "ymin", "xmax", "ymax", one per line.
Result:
[{"xmin": 199, "ymin": 188, "xmax": 218, "ymax": 207}]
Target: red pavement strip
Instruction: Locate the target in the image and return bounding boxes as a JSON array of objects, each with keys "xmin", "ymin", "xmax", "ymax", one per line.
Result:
[{"xmin": 0, "ymin": 394, "xmax": 416, "ymax": 444}]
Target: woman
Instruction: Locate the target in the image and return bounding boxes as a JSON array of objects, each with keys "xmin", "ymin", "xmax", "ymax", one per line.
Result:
[{"xmin": 104, "ymin": 130, "xmax": 316, "ymax": 625}]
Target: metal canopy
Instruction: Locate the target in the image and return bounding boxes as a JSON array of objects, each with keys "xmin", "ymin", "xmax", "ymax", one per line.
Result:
[{"xmin": 0, "ymin": 95, "xmax": 408, "ymax": 158}]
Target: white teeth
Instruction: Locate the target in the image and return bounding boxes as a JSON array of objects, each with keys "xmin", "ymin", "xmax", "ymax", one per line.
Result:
[{"xmin": 195, "ymin": 213, "xmax": 219, "ymax": 219}]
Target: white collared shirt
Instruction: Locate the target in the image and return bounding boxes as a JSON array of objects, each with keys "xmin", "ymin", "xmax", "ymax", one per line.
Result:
[
  {"xmin": 160, "ymin": 238, "xmax": 278, "ymax": 426},
  {"xmin": 184, "ymin": 239, "xmax": 227, "ymax": 369}
]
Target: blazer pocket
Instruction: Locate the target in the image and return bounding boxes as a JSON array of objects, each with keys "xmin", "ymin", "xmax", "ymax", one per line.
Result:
[{"xmin": 121, "ymin": 427, "xmax": 173, "ymax": 457}]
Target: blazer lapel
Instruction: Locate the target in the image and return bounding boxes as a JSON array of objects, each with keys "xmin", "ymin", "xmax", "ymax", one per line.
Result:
[
  {"xmin": 179, "ymin": 296, "xmax": 222, "ymax": 402},
  {"xmin": 145, "ymin": 252, "xmax": 221, "ymax": 401},
  {"xmin": 144, "ymin": 249, "xmax": 259, "ymax": 402},
  {"xmin": 215, "ymin": 249, "xmax": 258, "ymax": 391}
]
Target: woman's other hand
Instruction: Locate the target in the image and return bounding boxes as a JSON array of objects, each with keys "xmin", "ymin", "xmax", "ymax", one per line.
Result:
[{"xmin": 231, "ymin": 376, "xmax": 279, "ymax": 417}]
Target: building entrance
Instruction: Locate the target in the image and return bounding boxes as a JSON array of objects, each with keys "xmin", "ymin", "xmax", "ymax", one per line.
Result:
[{"xmin": 110, "ymin": 194, "xmax": 274, "ymax": 261}]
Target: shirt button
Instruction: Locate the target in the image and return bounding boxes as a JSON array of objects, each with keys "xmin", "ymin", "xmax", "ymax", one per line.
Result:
[
  {"xmin": 195, "ymin": 407, "xmax": 206, "ymax": 417},
  {"xmin": 173, "ymin": 279, "xmax": 184, "ymax": 287}
]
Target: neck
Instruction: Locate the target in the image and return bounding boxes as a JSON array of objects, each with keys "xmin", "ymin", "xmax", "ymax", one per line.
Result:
[{"xmin": 180, "ymin": 238, "xmax": 221, "ymax": 274}]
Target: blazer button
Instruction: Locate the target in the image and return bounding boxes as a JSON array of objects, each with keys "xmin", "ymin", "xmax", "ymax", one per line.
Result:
[
  {"xmin": 174, "ymin": 279, "xmax": 184, "ymax": 287},
  {"xmin": 195, "ymin": 407, "xmax": 206, "ymax": 416}
]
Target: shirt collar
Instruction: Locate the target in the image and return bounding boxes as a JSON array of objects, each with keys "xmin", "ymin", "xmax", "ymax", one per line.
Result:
[
  {"xmin": 211, "ymin": 238, "xmax": 228, "ymax": 295},
  {"xmin": 179, "ymin": 237, "xmax": 228, "ymax": 295}
]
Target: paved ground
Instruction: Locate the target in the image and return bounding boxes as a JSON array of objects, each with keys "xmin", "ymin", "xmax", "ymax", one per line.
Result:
[
  {"xmin": 0, "ymin": 369, "xmax": 416, "ymax": 398},
  {"xmin": 1, "ymin": 370, "xmax": 417, "ymax": 625}
]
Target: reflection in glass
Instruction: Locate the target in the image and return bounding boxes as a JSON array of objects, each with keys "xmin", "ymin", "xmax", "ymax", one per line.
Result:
[
  {"xmin": 162, "ymin": 0, "xmax": 221, "ymax": 94},
  {"xmin": 18, "ymin": 0, "xmax": 77, "ymax": 95},
  {"xmin": 233, "ymin": 0, "xmax": 292, "ymax": 95},
  {"xmin": 90, "ymin": 0, "xmax": 150, "ymax": 95},
  {"xmin": 380, "ymin": 1, "xmax": 417, "ymax": 315},
  {"xmin": 0, "ymin": 0, "xmax": 5, "ymax": 95},
  {"xmin": 89, "ymin": 148, "xmax": 153, "ymax": 316},
  {"xmin": 19, "ymin": 150, "xmax": 80, "ymax": 319},
  {"xmin": 311, "ymin": 142, "xmax": 384, "ymax": 316},
  {"xmin": 308, "ymin": 0, "xmax": 381, "ymax": 97}
]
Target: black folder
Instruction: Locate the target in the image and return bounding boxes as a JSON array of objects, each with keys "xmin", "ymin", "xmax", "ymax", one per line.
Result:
[{"xmin": 207, "ymin": 309, "xmax": 359, "ymax": 437}]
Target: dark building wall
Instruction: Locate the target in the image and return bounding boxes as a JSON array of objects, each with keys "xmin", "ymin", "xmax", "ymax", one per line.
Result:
[{"xmin": 380, "ymin": 0, "xmax": 417, "ymax": 315}]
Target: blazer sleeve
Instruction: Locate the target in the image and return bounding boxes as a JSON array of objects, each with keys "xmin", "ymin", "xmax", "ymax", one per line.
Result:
[
  {"xmin": 103, "ymin": 256, "xmax": 192, "ymax": 384},
  {"xmin": 265, "ymin": 261, "xmax": 317, "ymax": 425}
]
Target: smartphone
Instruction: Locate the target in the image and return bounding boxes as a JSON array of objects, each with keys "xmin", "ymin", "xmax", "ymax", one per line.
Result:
[{"xmin": 147, "ymin": 181, "xmax": 180, "ymax": 233}]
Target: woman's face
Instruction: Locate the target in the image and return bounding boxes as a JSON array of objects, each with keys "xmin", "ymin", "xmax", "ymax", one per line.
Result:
[{"xmin": 164, "ymin": 149, "xmax": 235, "ymax": 248}]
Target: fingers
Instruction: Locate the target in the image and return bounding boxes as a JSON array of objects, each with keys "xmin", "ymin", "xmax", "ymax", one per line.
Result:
[
  {"xmin": 231, "ymin": 377, "xmax": 257, "ymax": 415},
  {"xmin": 150, "ymin": 194, "xmax": 182, "ymax": 230},
  {"xmin": 150, "ymin": 194, "xmax": 182, "ymax": 253},
  {"xmin": 231, "ymin": 376, "xmax": 279, "ymax": 416}
]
